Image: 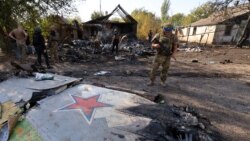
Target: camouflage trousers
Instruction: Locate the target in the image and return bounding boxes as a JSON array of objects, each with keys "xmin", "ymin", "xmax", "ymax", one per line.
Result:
[
  {"xmin": 16, "ymin": 43, "xmax": 26, "ymax": 63},
  {"xmin": 149, "ymin": 54, "xmax": 171, "ymax": 83},
  {"xmin": 49, "ymin": 42, "xmax": 59, "ymax": 63}
]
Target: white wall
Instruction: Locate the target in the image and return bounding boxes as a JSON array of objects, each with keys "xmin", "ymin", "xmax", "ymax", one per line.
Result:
[
  {"xmin": 178, "ymin": 19, "xmax": 250, "ymax": 45},
  {"xmin": 178, "ymin": 25, "xmax": 216, "ymax": 44}
]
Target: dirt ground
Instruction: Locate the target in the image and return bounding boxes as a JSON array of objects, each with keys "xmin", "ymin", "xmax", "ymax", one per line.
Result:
[{"xmin": 1, "ymin": 47, "xmax": 250, "ymax": 141}]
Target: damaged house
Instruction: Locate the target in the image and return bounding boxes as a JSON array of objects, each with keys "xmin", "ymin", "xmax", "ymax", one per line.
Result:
[
  {"xmin": 47, "ymin": 15, "xmax": 83, "ymax": 43},
  {"xmin": 178, "ymin": 4, "xmax": 250, "ymax": 45},
  {"xmin": 82, "ymin": 4, "xmax": 137, "ymax": 41}
]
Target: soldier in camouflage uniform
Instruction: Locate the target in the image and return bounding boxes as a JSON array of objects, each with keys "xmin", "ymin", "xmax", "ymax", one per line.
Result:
[
  {"xmin": 48, "ymin": 26, "xmax": 59, "ymax": 64},
  {"xmin": 148, "ymin": 23, "xmax": 178, "ymax": 86}
]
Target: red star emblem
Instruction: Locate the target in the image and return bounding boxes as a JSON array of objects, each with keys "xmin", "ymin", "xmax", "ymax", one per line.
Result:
[{"xmin": 59, "ymin": 94, "xmax": 112, "ymax": 124}]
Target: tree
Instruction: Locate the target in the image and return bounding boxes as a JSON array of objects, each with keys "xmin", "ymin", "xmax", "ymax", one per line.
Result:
[
  {"xmin": 110, "ymin": 17, "xmax": 123, "ymax": 22},
  {"xmin": 182, "ymin": 1, "xmax": 217, "ymax": 26},
  {"xmin": 0, "ymin": 0, "xmax": 84, "ymax": 52},
  {"xmin": 169, "ymin": 13, "xmax": 185, "ymax": 26},
  {"xmin": 131, "ymin": 8, "xmax": 161, "ymax": 39},
  {"xmin": 182, "ymin": 15, "xmax": 197, "ymax": 26},
  {"xmin": 91, "ymin": 11, "xmax": 104, "ymax": 20},
  {"xmin": 191, "ymin": 1, "xmax": 217, "ymax": 20},
  {"xmin": 161, "ymin": 0, "xmax": 171, "ymax": 22},
  {"xmin": 68, "ymin": 16, "xmax": 83, "ymax": 24}
]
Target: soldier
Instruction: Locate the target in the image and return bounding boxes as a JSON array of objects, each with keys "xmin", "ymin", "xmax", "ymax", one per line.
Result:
[
  {"xmin": 111, "ymin": 29, "xmax": 120, "ymax": 55},
  {"xmin": 148, "ymin": 23, "xmax": 178, "ymax": 86},
  {"xmin": 33, "ymin": 26, "xmax": 51, "ymax": 69},
  {"xmin": 148, "ymin": 30, "xmax": 153, "ymax": 43},
  {"xmin": 48, "ymin": 26, "xmax": 59, "ymax": 64},
  {"xmin": 9, "ymin": 25, "xmax": 28, "ymax": 63}
]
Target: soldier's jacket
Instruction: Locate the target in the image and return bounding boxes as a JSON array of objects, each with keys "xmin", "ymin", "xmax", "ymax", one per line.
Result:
[{"xmin": 156, "ymin": 34, "xmax": 178, "ymax": 56}]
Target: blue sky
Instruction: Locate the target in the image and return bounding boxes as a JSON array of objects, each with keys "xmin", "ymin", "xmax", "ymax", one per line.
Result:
[{"xmin": 72, "ymin": 0, "xmax": 209, "ymax": 21}]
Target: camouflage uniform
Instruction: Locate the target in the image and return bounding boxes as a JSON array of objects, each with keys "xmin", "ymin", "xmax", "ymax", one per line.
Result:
[
  {"xmin": 16, "ymin": 43, "xmax": 27, "ymax": 63},
  {"xmin": 49, "ymin": 30, "xmax": 59, "ymax": 63},
  {"xmin": 149, "ymin": 33, "xmax": 178, "ymax": 84}
]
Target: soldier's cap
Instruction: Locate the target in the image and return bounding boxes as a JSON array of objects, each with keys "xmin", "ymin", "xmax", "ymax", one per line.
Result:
[{"xmin": 162, "ymin": 23, "xmax": 174, "ymax": 32}]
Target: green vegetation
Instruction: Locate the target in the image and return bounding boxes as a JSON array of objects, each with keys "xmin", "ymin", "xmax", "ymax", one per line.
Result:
[
  {"xmin": 131, "ymin": 8, "xmax": 161, "ymax": 39},
  {"xmin": 0, "ymin": 0, "xmax": 84, "ymax": 51},
  {"xmin": 161, "ymin": 0, "xmax": 171, "ymax": 22},
  {"xmin": 91, "ymin": 11, "xmax": 104, "ymax": 20}
]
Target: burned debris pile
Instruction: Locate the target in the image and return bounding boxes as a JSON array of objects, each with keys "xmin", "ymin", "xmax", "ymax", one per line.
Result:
[
  {"xmin": 57, "ymin": 39, "xmax": 154, "ymax": 64},
  {"xmin": 123, "ymin": 104, "xmax": 223, "ymax": 141},
  {"xmin": 0, "ymin": 72, "xmax": 12, "ymax": 83}
]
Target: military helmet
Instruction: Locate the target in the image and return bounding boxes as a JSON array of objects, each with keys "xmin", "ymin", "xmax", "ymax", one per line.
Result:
[{"xmin": 162, "ymin": 23, "xmax": 174, "ymax": 32}]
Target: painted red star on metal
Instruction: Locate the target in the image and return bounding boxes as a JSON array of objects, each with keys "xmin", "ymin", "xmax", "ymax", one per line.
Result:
[{"xmin": 59, "ymin": 94, "xmax": 112, "ymax": 124}]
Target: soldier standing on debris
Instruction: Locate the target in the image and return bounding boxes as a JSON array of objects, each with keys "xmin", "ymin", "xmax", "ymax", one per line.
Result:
[
  {"xmin": 48, "ymin": 26, "xmax": 59, "ymax": 64},
  {"xmin": 148, "ymin": 23, "xmax": 178, "ymax": 86},
  {"xmin": 111, "ymin": 29, "xmax": 120, "ymax": 55},
  {"xmin": 148, "ymin": 30, "xmax": 153, "ymax": 43},
  {"xmin": 33, "ymin": 26, "xmax": 52, "ymax": 69},
  {"xmin": 8, "ymin": 25, "xmax": 28, "ymax": 63}
]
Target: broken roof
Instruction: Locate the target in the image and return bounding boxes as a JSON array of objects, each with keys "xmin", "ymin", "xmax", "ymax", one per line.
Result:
[
  {"xmin": 85, "ymin": 4, "xmax": 137, "ymax": 24},
  {"xmin": 191, "ymin": 4, "xmax": 250, "ymax": 27}
]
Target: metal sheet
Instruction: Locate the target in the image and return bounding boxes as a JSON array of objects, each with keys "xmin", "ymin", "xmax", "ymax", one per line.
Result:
[
  {"xmin": 0, "ymin": 75, "xmax": 80, "ymax": 103},
  {"xmin": 0, "ymin": 84, "xmax": 35, "ymax": 103},
  {"xmin": 27, "ymin": 84, "xmax": 154, "ymax": 141}
]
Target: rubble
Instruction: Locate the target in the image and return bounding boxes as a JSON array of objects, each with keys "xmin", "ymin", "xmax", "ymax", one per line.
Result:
[
  {"xmin": 0, "ymin": 101, "xmax": 21, "ymax": 141},
  {"xmin": 0, "ymin": 72, "xmax": 12, "ymax": 83},
  {"xmin": 123, "ymin": 104, "xmax": 222, "ymax": 141},
  {"xmin": 94, "ymin": 71, "xmax": 111, "ymax": 76},
  {"xmin": 208, "ymin": 61, "xmax": 215, "ymax": 64},
  {"xmin": 56, "ymin": 37, "xmax": 154, "ymax": 64},
  {"xmin": 115, "ymin": 56, "xmax": 126, "ymax": 61},
  {"xmin": 246, "ymin": 82, "xmax": 250, "ymax": 86},
  {"xmin": 71, "ymin": 39, "xmax": 90, "ymax": 47},
  {"xmin": 185, "ymin": 47, "xmax": 203, "ymax": 52},
  {"xmin": 220, "ymin": 59, "xmax": 233, "ymax": 64},
  {"xmin": 178, "ymin": 45, "xmax": 203, "ymax": 53},
  {"xmin": 192, "ymin": 59, "xmax": 199, "ymax": 63},
  {"xmin": 35, "ymin": 73, "xmax": 54, "ymax": 81}
]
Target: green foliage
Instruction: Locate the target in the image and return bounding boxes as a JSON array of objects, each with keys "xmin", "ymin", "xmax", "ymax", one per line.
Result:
[
  {"xmin": 191, "ymin": 1, "xmax": 216, "ymax": 20},
  {"xmin": 39, "ymin": 16, "xmax": 61, "ymax": 37},
  {"xmin": 68, "ymin": 16, "xmax": 83, "ymax": 24},
  {"xmin": 161, "ymin": 0, "xmax": 171, "ymax": 22},
  {"xmin": 0, "ymin": 0, "xmax": 84, "ymax": 51},
  {"xmin": 131, "ymin": 8, "xmax": 161, "ymax": 39},
  {"xmin": 109, "ymin": 17, "xmax": 124, "ymax": 22},
  {"xmin": 182, "ymin": 1, "xmax": 217, "ymax": 26},
  {"xmin": 181, "ymin": 15, "xmax": 197, "ymax": 26},
  {"xmin": 91, "ymin": 11, "xmax": 104, "ymax": 20},
  {"xmin": 168, "ymin": 13, "xmax": 185, "ymax": 26}
]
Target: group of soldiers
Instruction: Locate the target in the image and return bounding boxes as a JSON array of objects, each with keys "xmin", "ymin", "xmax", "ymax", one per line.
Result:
[
  {"xmin": 8, "ymin": 23, "xmax": 178, "ymax": 87},
  {"xmin": 8, "ymin": 25, "xmax": 59, "ymax": 69}
]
